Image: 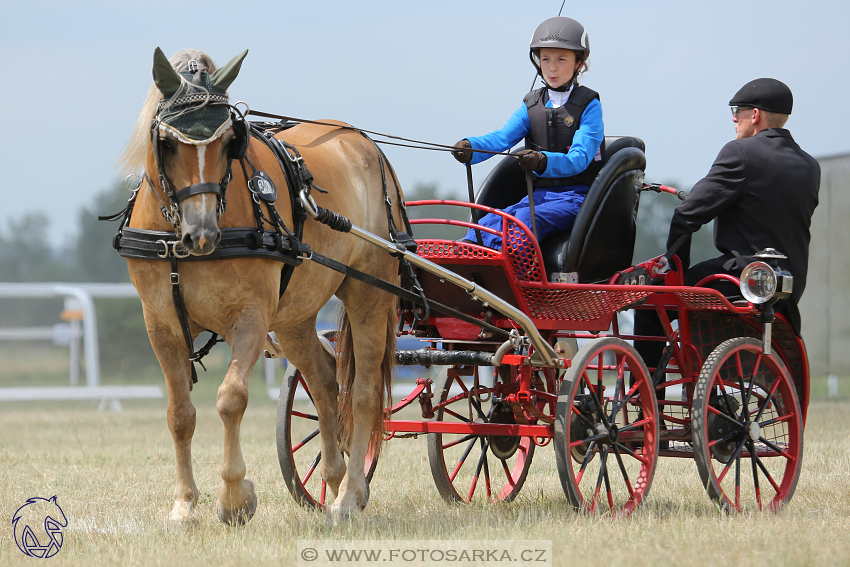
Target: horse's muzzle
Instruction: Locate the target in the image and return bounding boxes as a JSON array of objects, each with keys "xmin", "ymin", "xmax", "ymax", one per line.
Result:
[{"xmin": 177, "ymin": 182, "xmax": 224, "ymax": 255}]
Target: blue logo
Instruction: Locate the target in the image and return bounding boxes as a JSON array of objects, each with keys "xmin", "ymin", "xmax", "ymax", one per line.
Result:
[{"xmin": 12, "ymin": 496, "xmax": 67, "ymax": 558}]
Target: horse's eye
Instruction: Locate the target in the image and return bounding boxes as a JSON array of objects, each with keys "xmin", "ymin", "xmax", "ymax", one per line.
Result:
[{"xmin": 160, "ymin": 137, "xmax": 174, "ymax": 151}]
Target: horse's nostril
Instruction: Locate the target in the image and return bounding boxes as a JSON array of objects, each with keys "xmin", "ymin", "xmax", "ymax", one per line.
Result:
[
  {"xmin": 214, "ymin": 231, "xmax": 222, "ymax": 247},
  {"xmin": 181, "ymin": 232, "xmax": 195, "ymax": 249}
]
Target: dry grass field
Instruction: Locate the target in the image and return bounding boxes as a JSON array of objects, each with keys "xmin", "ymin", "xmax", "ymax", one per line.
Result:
[{"xmin": 1, "ymin": 343, "xmax": 849, "ymax": 566}]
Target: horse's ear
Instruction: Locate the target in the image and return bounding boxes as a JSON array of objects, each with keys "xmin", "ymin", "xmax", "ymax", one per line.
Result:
[
  {"xmin": 152, "ymin": 47, "xmax": 182, "ymax": 98},
  {"xmin": 210, "ymin": 49, "xmax": 248, "ymax": 92}
]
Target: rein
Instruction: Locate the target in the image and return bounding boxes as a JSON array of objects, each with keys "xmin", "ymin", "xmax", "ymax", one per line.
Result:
[{"xmin": 246, "ymin": 110, "xmax": 516, "ymax": 158}]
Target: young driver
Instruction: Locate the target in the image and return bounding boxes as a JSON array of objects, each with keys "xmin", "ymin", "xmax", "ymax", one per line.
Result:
[{"xmin": 452, "ymin": 16, "xmax": 604, "ymax": 249}]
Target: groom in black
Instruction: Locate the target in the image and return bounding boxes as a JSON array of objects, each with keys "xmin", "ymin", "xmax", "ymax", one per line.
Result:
[{"xmin": 635, "ymin": 78, "xmax": 820, "ymax": 374}]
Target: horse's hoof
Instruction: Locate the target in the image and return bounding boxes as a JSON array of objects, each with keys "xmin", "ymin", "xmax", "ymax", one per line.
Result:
[
  {"xmin": 216, "ymin": 481, "xmax": 258, "ymax": 526},
  {"xmin": 166, "ymin": 504, "xmax": 199, "ymax": 533},
  {"xmin": 324, "ymin": 504, "xmax": 361, "ymax": 526},
  {"xmin": 359, "ymin": 480, "xmax": 370, "ymax": 511}
]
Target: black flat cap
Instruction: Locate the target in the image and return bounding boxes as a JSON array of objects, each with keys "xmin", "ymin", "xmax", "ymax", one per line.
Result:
[{"xmin": 729, "ymin": 78, "xmax": 793, "ymax": 114}]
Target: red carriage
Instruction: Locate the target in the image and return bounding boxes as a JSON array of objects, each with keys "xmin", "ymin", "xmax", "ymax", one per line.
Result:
[{"xmin": 276, "ymin": 136, "xmax": 807, "ymax": 517}]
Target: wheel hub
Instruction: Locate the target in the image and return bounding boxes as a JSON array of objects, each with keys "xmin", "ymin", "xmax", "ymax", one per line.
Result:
[
  {"xmin": 488, "ymin": 403, "xmax": 520, "ymax": 460},
  {"xmin": 707, "ymin": 395, "xmax": 742, "ymax": 463},
  {"xmin": 748, "ymin": 421, "xmax": 761, "ymax": 442}
]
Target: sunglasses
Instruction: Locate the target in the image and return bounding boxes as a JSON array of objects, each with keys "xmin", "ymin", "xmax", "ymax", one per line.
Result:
[{"xmin": 730, "ymin": 106, "xmax": 753, "ymax": 117}]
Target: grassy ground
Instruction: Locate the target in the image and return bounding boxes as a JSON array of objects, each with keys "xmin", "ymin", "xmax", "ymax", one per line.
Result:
[{"xmin": 1, "ymin": 345, "xmax": 849, "ymax": 566}]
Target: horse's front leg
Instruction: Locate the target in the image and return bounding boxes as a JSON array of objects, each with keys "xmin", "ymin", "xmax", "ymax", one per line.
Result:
[
  {"xmin": 143, "ymin": 309, "xmax": 200, "ymax": 531},
  {"xmin": 215, "ymin": 319, "xmax": 267, "ymax": 526}
]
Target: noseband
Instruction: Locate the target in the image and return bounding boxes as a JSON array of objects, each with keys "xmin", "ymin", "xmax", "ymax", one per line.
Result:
[{"xmin": 148, "ymin": 106, "xmax": 248, "ymax": 235}]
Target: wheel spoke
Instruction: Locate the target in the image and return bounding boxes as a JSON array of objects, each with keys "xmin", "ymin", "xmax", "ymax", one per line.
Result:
[
  {"xmin": 748, "ymin": 439, "xmax": 762, "ymax": 510},
  {"xmin": 571, "ymin": 404, "xmax": 598, "ymax": 429},
  {"xmin": 706, "ymin": 404, "xmax": 746, "ymax": 429},
  {"xmin": 613, "ymin": 441, "xmax": 649, "ymax": 465},
  {"xmin": 501, "ymin": 456, "xmax": 517, "ymax": 489},
  {"xmin": 442, "ymin": 433, "xmax": 477, "ymax": 451},
  {"xmin": 570, "ymin": 432, "xmax": 608, "ymax": 449},
  {"xmin": 706, "ymin": 430, "xmax": 740, "ymax": 449},
  {"xmin": 596, "ymin": 353, "xmax": 604, "ymax": 401},
  {"xmin": 480, "ymin": 438, "xmax": 492, "ymax": 500},
  {"xmin": 591, "ymin": 448, "xmax": 610, "ymax": 512},
  {"xmin": 618, "ymin": 417, "xmax": 653, "ymax": 433},
  {"xmin": 603, "ymin": 462, "xmax": 615, "ymax": 513},
  {"xmin": 759, "ymin": 413, "xmax": 794, "ymax": 427},
  {"xmin": 754, "ymin": 376, "xmax": 783, "ymax": 423},
  {"xmin": 303, "ymin": 451, "xmax": 322, "ymax": 483},
  {"xmin": 758, "ymin": 436, "xmax": 794, "ymax": 460},
  {"xmin": 610, "ymin": 383, "xmax": 640, "ymax": 419},
  {"xmin": 753, "ymin": 452, "xmax": 782, "ymax": 493},
  {"xmin": 466, "ymin": 440, "xmax": 490, "ymax": 502},
  {"xmin": 449, "ymin": 437, "xmax": 478, "ymax": 482},
  {"xmin": 575, "ymin": 440, "xmax": 598, "ymax": 485},
  {"xmin": 297, "ymin": 374, "xmax": 315, "ymax": 405},
  {"xmin": 443, "ymin": 407, "xmax": 471, "ymax": 423},
  {"xmin": 734, "ymin": 451, "xmax": 741, "ymax": 511},
  {"xmin": 291, "ymin": 410, "xmax": 319, "ymax": 421},
  {"xmin": 742, "ymin": 352, "xmax": 763, "ymax": 413},
  {"xmin": 717, "ymin": 438, "xmax": 748, "ymax": 483},
  {"xmin": 611, "ymin": 444, "xmax": 636, "ymax": 499},
  {"xmin": 582, "ymin": 372, "xmax": 611, "ymax": 429},
  {"xmin": 292, "ymin": 428, "xmax": 321, "ymax": 453}
]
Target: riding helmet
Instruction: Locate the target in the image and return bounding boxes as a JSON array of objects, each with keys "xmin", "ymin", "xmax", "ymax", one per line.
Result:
[{"xmin": 529, "ymin": 17, "xmax": 589, "ymax": 71}]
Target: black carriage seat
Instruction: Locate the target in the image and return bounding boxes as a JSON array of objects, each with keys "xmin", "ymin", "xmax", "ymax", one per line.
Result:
[{"xmin": 473, "ymin": 136, "xmax": 646, "ymax": 283}]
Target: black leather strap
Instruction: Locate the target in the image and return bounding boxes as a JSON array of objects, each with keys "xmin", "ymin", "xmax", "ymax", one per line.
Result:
[{"xmin": 308, "ymin": 251, "xmax": 508, "ymax": 338}]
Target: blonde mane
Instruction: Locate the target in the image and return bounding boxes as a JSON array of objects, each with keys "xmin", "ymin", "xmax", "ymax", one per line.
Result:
[{"xmin": 118, "ymin": 49, "xmax": 219, "ymax": 175}]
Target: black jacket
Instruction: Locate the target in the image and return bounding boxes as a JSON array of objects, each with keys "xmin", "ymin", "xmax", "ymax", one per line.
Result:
[{"xmin": 668, "ymin": 128, "xmax": 820, "ymax": 334}]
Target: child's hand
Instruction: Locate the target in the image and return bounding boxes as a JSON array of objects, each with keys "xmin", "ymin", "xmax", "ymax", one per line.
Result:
[
  {"xmin": 516, "ymin": 149, "xmax": 548, "ymax": 174},
  {"xmin": 452, "ymin": 139, "xmax": 473, "ymax": 163}
]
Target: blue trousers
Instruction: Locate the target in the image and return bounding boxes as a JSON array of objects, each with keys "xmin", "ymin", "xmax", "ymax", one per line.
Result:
[{"xmin": 463, "ymin": 184, "xmax": 589, "ymax": 249}]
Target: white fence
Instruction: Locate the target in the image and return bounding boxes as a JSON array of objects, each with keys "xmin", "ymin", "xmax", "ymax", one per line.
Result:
[{"xmin": 0, "ymin": 283, "xmax": 162, "ymax": 409}]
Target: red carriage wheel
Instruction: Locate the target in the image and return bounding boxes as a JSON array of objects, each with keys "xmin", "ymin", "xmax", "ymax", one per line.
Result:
[
  {"xmin": 691, "ymin": 337, "xmax": 803, "ymax": 513},
  {"xmin": 554, "ymin": 337, "xmax": 659, "ymax": 517},
  {"xmin": 427, "ymin": 362, "xmax": 549, "ymax": 503},
  {"xmin": 275, "ymin": 331, "xmax": 378, "ymax": 509}
]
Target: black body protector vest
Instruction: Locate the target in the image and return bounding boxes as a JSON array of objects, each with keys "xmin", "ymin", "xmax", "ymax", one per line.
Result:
[{"xmin": 523, "ymin": 85, "xmax": 602, "ymax": 187}]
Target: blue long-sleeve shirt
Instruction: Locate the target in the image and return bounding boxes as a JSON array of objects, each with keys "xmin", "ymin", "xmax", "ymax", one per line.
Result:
[{"xmin": 466, "ymin": 96, "xmax": 603, "ymax": 179}]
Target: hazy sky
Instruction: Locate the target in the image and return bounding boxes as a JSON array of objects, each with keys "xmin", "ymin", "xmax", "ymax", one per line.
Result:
[{"xmin": 0, "ymin": 0, "xmax": 845, "ymax": 244}]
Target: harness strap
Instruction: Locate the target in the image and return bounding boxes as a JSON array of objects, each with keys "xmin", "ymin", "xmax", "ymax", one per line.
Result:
[
  {"xmin": 169, "ymin": 255, "xmax": 199, "ymax": 389},
  {"xmin": 308, "ymin": 251, "xmax": 508, "ymax": 338}
]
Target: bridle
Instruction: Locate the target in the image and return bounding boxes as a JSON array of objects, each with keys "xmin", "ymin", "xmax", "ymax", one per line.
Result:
[{"xmin": 147, "ymin": 102, "xmax": 248, "ymax": 237}]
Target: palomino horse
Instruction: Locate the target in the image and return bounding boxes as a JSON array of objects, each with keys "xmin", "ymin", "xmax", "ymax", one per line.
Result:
[{"xmin": 118, "ymin": 48, "xmax": 401, "ymax": 527}]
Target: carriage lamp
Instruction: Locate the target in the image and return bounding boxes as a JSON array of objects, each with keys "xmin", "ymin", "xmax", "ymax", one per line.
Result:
[
  {"xmin": 739, "ymin": 249, "xmax": 793, "ymax": 357},
  {"xmin": 739, "ymin": 250, "xmax": 793, "ymax": 305}
]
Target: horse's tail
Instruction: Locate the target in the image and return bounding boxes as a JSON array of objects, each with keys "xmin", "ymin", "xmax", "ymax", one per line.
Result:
[{"xmin": 336, "ymin": 300, "xmax": 396, "ymax": 457}]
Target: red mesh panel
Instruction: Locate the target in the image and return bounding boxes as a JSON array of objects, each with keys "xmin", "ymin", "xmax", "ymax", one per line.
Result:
[
  {"xmin": 505, "ymin": 219, "xmax": 542, "ymax": 282},
  {"xmin": 673, "ymin": 291, "xmax": 732, "ymax": 310},
  {"xmin": 520, "ymin": 286, "xmax": 652, "ymax": 321},
  {"xmin": 416, "ymin": 240, "xmax": 502, "ymax": 260}
]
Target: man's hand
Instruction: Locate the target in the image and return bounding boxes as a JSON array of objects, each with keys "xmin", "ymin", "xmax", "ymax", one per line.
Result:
[
  {"xmin": 516, "ymin": 149, "xmax": 548, "ymax": 174},
  {"xmin": 452, "ymin": 139, "xmax": 473, "ymax": 164}
]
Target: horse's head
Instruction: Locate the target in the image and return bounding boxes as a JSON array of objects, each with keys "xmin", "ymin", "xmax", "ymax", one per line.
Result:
[{"xmin": 149, "ymin": 47, "xmax": 249, "ymax": 255}]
